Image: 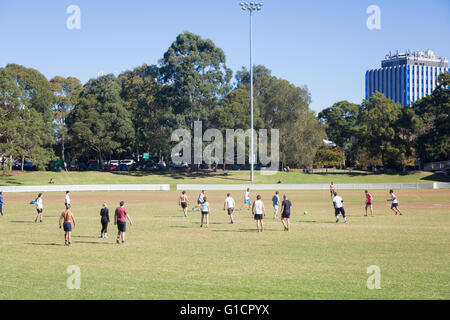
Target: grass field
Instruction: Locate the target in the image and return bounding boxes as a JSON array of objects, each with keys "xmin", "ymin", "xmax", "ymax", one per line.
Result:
[
  {"xmin": 0, "ymin": 170, "xmax": 448, "ymax": 189},
  {"xmin": 0, "ymin": 189, "xmax": 448, "ymax": 299}
]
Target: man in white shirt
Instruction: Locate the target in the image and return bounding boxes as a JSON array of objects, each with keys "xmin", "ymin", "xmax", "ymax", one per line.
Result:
[
  {"xmin": 65, "ymin": 191, "xmax": 71, "ymax": 209},
  {"xmin": 34, "ymin": 193, "xmax": 44, "ymax": 223},
  {"xmin": 252, "ymin": 195, "xmax": 266, "ymax": 232},
  {"xmin": 387, "ymin": 189, "xmax": 403, "ymax": 215},
  {"xmin": 332, "ymin": 192, "xmax": 347, "ymax": 223},
  {"xmin": 224, "ymin": 193, "xmax": 236, "ymax": 224}
]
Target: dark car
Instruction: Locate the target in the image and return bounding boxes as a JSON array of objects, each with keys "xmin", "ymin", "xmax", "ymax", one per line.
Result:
[
  {"xmin": 88, "ymin": 161, "xmax": 99, "ymax": 171},
  {"xmin": 118, "ymin": 164, "xmax": 129, "ymax": 171},
  {"xmin": 77, "ymin": 163, "xmax": 88, "ymax": 171},
  {"xmin": 231, "ymin": 164, "xmax": 241, "ymax": 170},
  {"xmin": 200, "ymin": 163, "xmax": 209, "ymax": 169}
]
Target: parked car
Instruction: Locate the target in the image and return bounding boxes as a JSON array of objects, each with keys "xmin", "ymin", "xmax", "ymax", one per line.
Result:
[
  {"xmin": 200, "ymin": 163, "xmax": 209, "ymax": 169},
  {"xmin": 88, "ymin": 160, "xmax": 99, "ymax": 170},
  {"xmin": 104, "ymin": 164, "xmax": 116, "ymax": 172},
  {"xmin": 231, "ymin": 164, "xmax": 241, "ymax": 170},
  {"xmin": 120, "ymin": 159, "xmax": 135, "ymax": 166},
  {"xmin": 110, "ymin": 160, "xmax": 119, "ymax": 167},
  {"xmin": 170, "ymin": 161, "xmax": 189, "ymax": 168}
]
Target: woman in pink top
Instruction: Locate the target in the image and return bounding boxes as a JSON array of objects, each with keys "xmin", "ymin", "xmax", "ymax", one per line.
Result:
[{"xmin": 364, "ymin": 190, "xmax": 374, "ymax": 216}]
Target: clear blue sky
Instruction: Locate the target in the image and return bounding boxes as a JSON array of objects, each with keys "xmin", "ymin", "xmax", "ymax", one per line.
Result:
[{"xmin": 1, "ymin": 0, "xmax": 449, "ymax": 112}]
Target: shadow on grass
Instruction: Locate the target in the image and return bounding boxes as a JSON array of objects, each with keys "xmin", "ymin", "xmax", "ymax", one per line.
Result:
[
  {"xmin": 109, "ymin": 170, "xmax": 248, "ymax": 182},
  {"xmin": 420, "ymin": 173, "xmax": 450, "ymax": 182},
  {"xmin": 10, "ymin": 220, "xmax": 35, "ymax": 223},
  {"xmin": 72, "ymin": 235, "xmax": 101, "ymax": 239},
  {"xmin": 75, "ymin": 241, "xmax": 111, "ymax": 245},
  {"xmin": 26, "ymin": 242, "xmax": 65, "ymax": 246}
]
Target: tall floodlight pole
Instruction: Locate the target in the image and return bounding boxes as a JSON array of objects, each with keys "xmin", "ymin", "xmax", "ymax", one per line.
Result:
[{"xmin": 240, "ymin": 2, "xmax": 263, "ymax": 182}]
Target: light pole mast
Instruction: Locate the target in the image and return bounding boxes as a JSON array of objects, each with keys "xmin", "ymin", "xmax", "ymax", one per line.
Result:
[{"xmin": 240, "ymin": 2, "xmax": 263, "ymax": 182}]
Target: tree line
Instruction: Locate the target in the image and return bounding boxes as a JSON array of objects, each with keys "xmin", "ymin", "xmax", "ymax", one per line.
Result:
[{"xmin": 1, "ymin": 31, "xmax": 449, "ymax": 172}]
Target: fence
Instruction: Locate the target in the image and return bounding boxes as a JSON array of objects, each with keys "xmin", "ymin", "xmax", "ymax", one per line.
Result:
[
  {"xmin": 0, "ymin": 184, "xmax": 170, "ymax": 193},
  {"xmin": 177, "ymin": 183, "xmax": 450, "ymax": 191}
]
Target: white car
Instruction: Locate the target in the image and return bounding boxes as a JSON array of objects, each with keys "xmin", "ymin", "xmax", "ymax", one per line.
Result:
[
  {"xmin": 110, "ymin": 160, "xmax": 119, "ymax": 167},
  {"xmin": 120, "ymin": 159, "xmax": 135, "ymax": 166}
]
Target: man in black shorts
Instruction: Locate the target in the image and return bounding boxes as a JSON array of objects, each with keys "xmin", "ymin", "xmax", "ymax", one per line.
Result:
[
  {"xmin": 280, "ymin": 194, "xmax": 292, "ymax": 231},
  {"xmin": 179, "ymin": 191, "xmax": 189, "ymax": 218}
]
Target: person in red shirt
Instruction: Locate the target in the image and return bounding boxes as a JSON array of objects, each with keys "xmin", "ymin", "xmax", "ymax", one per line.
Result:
[
  {"xmin": 364, "ymin": 190, "xmax": 374, "ymax": 216},
  {"xmin": 114, "ymin": 201, "xmax": 133, "ymax": 245}
]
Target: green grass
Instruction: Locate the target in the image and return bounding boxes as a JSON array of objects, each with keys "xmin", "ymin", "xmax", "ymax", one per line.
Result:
[
  {"xmin": 0, "ymin": 189, "xmax": 448, "ymax": 299},
  {"xmin": 0, "ymin": 170, "xmax": 448, "ymax": 190}
]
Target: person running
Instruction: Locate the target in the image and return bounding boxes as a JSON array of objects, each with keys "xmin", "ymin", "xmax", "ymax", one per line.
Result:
[
  {"xmin": 387, "ymin": 189, "xmax": 403, "ymax": 215},
  {"xmin": 100, "ymin": 203, "xmax": 110, "ymax": 238},
  {"xmin": 200, "ymin": 197, "xmax": 211, "ymax": 228},
  {"xmin": 179, "ymin": 191, "xmax": 189, "ymax": 217},
  {"xmin": 332, "ymin": 191, "xmax": 347, "ymax": 223},
  {"xmin": 59, "ymin": 208, "xmax": 76, "ymax": 246},
  {"xmin": 193, "ymin": 190, "xmax": 206, "ymax": 211},
  {"xmin": 272, "ymin": 191, "xmax": 280, "ymax": 219},
  {"xmin": 280, "ymin": 194, "xmax": 292, "ymax": 231},
  {"xmin": 252, "ymin": 195, "xmax": 266, "ymax": 232},
  {"xmin": 0, "ymin": 191, "xmax": 4, "ymax": 216},
  {"xmin": 34, "ymin": 193, "xmax": 44, "ymax": 223},
  {"xmin": 224, "ymin": 193, "xmax": 236, "ymax": 224},
  {"xmin": 65, "ymin": 191, "xmax": 71, "ymax": 209},
  {"xmin": 114, "ymin": 201, "xmax": 133, "ymax": 245},
  {"xmin": 364, "ymin": 190, "xmax": 374, "ymax": 216},
  {"xmin": 243, "ymin": 188, "xmax": 251, "ymax": 211},
  {"xmin": 329, "ymin": 182, "xmax": 335, "ymax": 199}
]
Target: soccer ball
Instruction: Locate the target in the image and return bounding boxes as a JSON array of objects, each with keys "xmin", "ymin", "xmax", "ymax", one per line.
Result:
[{"xmin": 304, "ymin": 211, "xmax": 308, "ymax": 215}]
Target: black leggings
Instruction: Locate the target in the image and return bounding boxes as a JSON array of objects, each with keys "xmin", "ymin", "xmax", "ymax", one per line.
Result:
[{"xmin": 101, "ymin": 219, "xmax": 109, "ymax": 233}]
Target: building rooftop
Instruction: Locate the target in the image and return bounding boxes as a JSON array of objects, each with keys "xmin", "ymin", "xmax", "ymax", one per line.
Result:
[{"xmin": 381, "ymin": 49, "xmax": 448, "ymax": 68}]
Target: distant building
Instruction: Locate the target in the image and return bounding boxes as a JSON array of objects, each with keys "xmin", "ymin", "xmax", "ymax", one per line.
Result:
[{"xmin": 365, "ymin": 49, "xmax": 448, "ymax": 106}]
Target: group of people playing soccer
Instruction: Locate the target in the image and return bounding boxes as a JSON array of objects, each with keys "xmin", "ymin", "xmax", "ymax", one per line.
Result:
[
  {"xmin": 181, "ymin": 184, "xmax": 404, "ymax": 231},
  {"xmin": 23, "ymin": 191, "xmax": 134, "ymax": 246},
  {"xmin": 180, "ymin": 188, "xmax": 293, "ymax": 232},
  {"xmin": 0, "ymin": 183, "xmax": 404, "ymax": 246}
]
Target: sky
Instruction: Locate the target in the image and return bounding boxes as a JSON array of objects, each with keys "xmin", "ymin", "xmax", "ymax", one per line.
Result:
[{"xmin": 0, "ymin": 0, "xmax": 449, "ymax": 113}]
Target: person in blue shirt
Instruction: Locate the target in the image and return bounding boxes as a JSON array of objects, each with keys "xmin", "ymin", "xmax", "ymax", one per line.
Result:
[
  {"xmin": 272, "ymin": 191, "xmax": 280, "ymax": 219},
  {"xmin": 0, "ymin": 191, "xmax": 4, "ymax": 216},
  {"xmin": 200, "ymin": 197, "xmax": 211, "ymax": 228}
]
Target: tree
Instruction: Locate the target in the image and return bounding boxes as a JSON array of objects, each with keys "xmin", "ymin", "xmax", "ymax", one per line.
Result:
[
  {"xmin": 318, "ymin": 101, "xmax": 360, "ymax": 165},
  {"xmin": 212, "ymin": 88, "xmax": 264, "ymax": 130},
  {"xmin": 413, "ymin": 73, "xmax": 450, "ymax": 162},
  {"xmin": 358, "ymin": 92, "xmax": 420, "ymax": 169},
  {"xmin": 314, "ymin": 146, "xmax": 345, "ymax": 169},
  {"xmin": 119, "ymin": 64, "xmax": 175, "ymax": 161},
  {"xmin": 67, "ymin": 75, "xmax": 134, "ymax": 168},
  {"xmin": 236, "ymin": 66, "xmax": 325, "ymax": 168},
  {"xmin": 0, "ymin": 64, "xmax": 55, "ymax": 171},
  {"xmin": 50, "ymin": 76, "xmax": 82, "ymax": 170},
  {"xmin": 159, "ymin": 32, "xmax": 232, "ymax": 128}
]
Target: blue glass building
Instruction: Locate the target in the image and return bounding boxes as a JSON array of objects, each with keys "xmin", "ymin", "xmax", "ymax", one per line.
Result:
[{"xmin": 365, "ymin": 50, "xmax": 448, "ymax": 106}]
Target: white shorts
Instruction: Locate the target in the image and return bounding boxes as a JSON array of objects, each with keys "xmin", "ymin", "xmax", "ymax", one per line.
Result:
[{"xmin": 273, "ymin": 205, "xmax": 278, "ymax": 211}]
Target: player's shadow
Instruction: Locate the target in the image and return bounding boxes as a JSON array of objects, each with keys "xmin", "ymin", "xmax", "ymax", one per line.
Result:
[
  {"xmin": 10, "ymin": 220, "xmax": 34, "ymax": 223},
  {"xmin": 75, "ymin": 241, "xmax": 111, "ymax": 245},
  {"xmin": 26, "ymin": 242, "xmax": 65, "ymax": 246},
  {"xmin": 73, "ymin": 235, "xmax": 101, "ymax": 239},
  {"xmin": 212, "ymin": 228, "xmax": 271, "ymax": 233}
]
